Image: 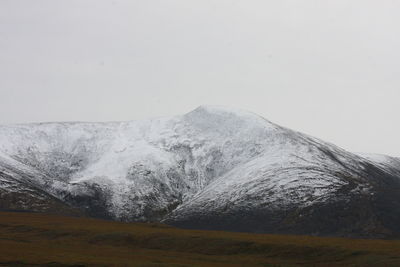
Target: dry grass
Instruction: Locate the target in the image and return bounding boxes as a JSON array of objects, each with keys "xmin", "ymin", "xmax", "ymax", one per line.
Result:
[{"xmin": 0, "ymin": 211, "xmax": 400, "ymax": 266}]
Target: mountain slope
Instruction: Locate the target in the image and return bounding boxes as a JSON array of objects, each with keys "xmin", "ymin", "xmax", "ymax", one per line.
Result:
[{"xmin": 0, "ymin": 106, "xmax": 399, "ymax": 238}]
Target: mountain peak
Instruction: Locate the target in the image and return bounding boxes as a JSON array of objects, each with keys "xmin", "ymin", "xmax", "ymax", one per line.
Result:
[
  {"xmin": 184, "ymin": 105, "xmax": 275, "ymax": 131},
  {"xmin": 191, "ymin": 105, "xmax": 263, "ymax": 118},
  {"xmin": 1, "ymin": 106, "xmax": 400, "ymax": 238}
]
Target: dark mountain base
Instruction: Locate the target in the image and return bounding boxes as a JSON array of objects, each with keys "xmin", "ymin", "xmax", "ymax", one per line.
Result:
[
  {"xmin": 0, "ymin": 172, "xmax": 83, "ymax": 217},
  {"xmin": 168, "ymin": 198, "xmax": 398, "ymax": 239}
]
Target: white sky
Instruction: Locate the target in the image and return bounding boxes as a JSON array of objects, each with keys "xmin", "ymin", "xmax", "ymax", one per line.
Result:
[{"xmin": 0, "ymin": 0, "xmax": 399, "ymax": 156}]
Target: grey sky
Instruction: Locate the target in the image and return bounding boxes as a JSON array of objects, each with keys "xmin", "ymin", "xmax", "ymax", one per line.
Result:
[{"xmin": 0, "ymin": 0, "xmax": 399, "ymax": 156}]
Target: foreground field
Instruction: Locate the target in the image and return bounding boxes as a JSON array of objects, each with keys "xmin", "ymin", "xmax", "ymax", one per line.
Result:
[{"xmin": 0, "ymin": 212, "xmax": 400, "ymax": 266}]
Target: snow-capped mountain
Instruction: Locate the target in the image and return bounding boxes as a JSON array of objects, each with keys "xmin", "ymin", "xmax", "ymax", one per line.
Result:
[{"xmin": 0, "ymin": 106, "xmax": 399, "ymax": 238}]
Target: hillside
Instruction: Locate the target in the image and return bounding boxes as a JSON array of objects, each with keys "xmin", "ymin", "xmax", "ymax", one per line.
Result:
[{"xmin": 0, "ymin": 106, "xmax": 399, "ymax": 238}]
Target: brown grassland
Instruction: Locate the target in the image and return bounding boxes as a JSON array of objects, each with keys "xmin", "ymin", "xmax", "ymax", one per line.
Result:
[{"xmin": 0, "ymin": 211, "xmax": 400, "ymax": 266}]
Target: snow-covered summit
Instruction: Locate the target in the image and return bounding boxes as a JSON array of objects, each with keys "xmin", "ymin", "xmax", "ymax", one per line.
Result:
[
  {"xmin": 0, "ymin": 106, "xmax": 399, "ymax": 237},
  {"xmin": 184, "ymin": 105, "xmax": 276, "ymax": 128}
]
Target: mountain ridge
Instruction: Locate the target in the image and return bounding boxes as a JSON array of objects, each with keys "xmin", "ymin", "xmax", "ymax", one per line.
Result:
[{"xmin": 0, "ymin": 106, "xmax": 399, "ymax": 238}]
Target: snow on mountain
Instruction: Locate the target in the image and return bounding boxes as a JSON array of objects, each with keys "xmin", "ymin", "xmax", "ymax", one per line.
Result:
[
  {"xmin": 0, "ymin": 106, "xmax": 399, "ymax": 237},
  {"xmin": 357, "ymin": 153, "xmax": 400, "ymax": 176}
]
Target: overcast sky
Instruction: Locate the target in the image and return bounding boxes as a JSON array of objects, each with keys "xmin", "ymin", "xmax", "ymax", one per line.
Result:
[{"xmin": 0, "ymin": 0, "xmax": 399, "ymax": 156}]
